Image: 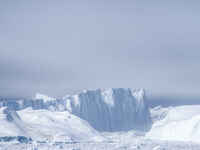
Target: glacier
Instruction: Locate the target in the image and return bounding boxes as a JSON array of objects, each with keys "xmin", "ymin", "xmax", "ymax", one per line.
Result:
[
  {"xmin": 64, "ymin": 88, "xmax": 152, "ymax": 132},
  {"xmin": 1, "ymin": 89, "xmax": 200, "ymax": 149},
  {"xmin": 0, "ymin": 88, "xmax": 152, "ymax": 132}
]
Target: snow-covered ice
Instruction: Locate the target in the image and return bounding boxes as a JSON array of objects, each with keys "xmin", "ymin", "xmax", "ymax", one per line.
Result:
[
  {"xmin": 147, "ymin": 105, "xmax": 200, "ymax": 142},
  {"xmin": 1, "ymin": 89, "xmax": 200, "ymax": 149},
  {"xmin": 0, "ymin": 107, "xmax": 104, "ymax": 142}
]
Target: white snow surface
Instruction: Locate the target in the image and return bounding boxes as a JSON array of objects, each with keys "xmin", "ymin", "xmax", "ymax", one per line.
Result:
[
  {"xmin": 0, "ymin": 107, "xmax": 22, "ymax": 136},
  {"xmin": 0, "ymin": 107, "xmax": 104, "ymax": 142},
  {"xmin": 147, "ymin": 105, "xmax": 200, "ymax": 142}
]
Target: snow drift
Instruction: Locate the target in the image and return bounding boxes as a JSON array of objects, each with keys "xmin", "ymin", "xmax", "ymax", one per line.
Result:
[
  {"xmin": 147, "ymin": 105, "xmax": 200, "ymax": 142},
  {"xmin": 0, "ymin": 107, "xmax": 103, "ymax": 142}
]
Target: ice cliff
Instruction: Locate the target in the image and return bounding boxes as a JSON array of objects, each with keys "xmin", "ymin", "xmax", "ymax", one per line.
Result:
[{"xmin": 64, "ymin": 88, "xmax": 152, "ymax": 132}]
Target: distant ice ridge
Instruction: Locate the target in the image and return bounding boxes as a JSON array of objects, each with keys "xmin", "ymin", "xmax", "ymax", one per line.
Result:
[
  {"xmin": 0, "ymin": 93, "xmax": 66, "ymax": 111},
  {"xmin": 34, "ymin": 93, "xmax": 56, "ymax": 103},
  {"xmin": 64, "ymin": 88, "xmax": 152, "ymax": 132}
]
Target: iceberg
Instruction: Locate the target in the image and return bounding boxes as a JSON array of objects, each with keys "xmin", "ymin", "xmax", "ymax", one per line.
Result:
[{"xmin": 64, "ymin": 88, "xmax": 152, "ymax": 132}]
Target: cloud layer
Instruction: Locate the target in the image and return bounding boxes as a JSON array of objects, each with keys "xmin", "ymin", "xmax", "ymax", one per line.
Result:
[{"xmin": 0, "ymin": 1, "xmax": 200, "ymax": 98}]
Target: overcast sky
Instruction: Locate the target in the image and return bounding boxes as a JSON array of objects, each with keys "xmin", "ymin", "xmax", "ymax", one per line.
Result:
[{"xmin": 0, "ymin": 1, "xmax": 200, "ymax": 98}]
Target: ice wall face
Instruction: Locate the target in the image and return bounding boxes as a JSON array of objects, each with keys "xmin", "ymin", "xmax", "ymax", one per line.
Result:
[{"xmin": 64, "ymin": 88, "xmax": 152, "ymax": 132}]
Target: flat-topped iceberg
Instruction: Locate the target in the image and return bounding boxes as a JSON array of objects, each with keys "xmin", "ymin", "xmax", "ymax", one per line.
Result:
[{"xmin": 64, "ymin": 88, "xmax": 152, "ymax": 132}]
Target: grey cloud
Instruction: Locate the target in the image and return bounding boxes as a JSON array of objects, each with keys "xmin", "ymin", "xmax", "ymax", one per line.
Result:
[{"xmin": 0, "ymin": 0, "xmax": 200, "ymax": 98}]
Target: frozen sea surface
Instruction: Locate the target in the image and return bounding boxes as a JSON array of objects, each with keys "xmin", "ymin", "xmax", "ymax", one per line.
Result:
[{"xmin": 1, "ymin": 139, "xmax": 200, "ymax": 150}]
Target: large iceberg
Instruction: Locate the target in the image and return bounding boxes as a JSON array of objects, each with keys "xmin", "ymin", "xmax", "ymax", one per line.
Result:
[
  {"xmin": 64, "ymin": 88, "xmax": 152, "ymax": 132},
  {"xmin": 0, "ymin": 88, "xmax": 152, "ymax": 132}
]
